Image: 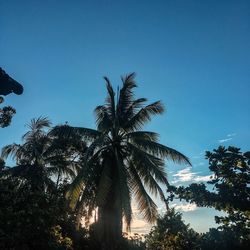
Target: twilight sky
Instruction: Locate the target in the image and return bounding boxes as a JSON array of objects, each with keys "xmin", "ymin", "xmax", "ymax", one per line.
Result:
[{"xmin": 1, "ymin": 0, "xmax": 250, "ymax": 234}]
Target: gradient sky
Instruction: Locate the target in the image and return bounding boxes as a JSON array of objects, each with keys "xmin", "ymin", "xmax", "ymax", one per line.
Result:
[{"xmin": 1, "ymin": 0, "xmax": 250, "ymax": 233}]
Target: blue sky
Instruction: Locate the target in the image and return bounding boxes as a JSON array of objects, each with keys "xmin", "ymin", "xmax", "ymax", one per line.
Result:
[{"xmin": 1, "ymin": 0, "xmax": 250, "ymax": 233}]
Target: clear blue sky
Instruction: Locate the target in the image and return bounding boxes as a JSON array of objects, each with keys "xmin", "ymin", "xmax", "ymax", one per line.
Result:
[{"xmin": 1, "ymin": 0, "xmax": 250, "ymax": 233}]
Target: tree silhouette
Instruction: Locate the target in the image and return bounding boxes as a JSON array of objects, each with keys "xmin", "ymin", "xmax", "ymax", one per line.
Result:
[
  {"xmin": 145, "ymin": 208, "xmax": 201, "ymax": 250},
  {"xmin": 0, "ymin": 68, "xmax": 23, "ymax": 127},
  {"xmin": 1, "ymin": 117, "xmax": 84, "ymax": 192},
  {"xmin": 0, "ymin": 68, "xmax": 23, "ymax": 96},
  {"xmin": 0, "ymin": 97, "xmax": 16, "ymax": 127},
  {"xmin": 168, "ymin": 146, "xmax": 250, "ymax": 248},
  {"xmin": 53, "ymin": 73, "xmax": 190, "ymax": 249}
]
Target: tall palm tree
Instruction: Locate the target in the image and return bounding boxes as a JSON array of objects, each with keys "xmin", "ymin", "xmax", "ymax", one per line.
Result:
[{"xmin": 53, "ymin": 73, "xmax": 191, "ymax": 249}]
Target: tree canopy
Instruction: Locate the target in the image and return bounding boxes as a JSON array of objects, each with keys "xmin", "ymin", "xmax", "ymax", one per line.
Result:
[
  {"xmin": 0, "ymin": 67, "xmax": 23, "ymax": 127},
  {"xmin": 168, "ymin": 146, "xmax": 250, "ymax": 248}
]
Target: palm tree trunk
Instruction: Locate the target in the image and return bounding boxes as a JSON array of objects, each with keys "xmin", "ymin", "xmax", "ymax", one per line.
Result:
[{"xmin": 96, "ymin": 178, "xmax": 123, "ymax": 250}]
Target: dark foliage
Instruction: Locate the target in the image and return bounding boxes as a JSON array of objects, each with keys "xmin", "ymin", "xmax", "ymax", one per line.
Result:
[
  {"xmin": 168, "ymin": 146, "xmax": 250, "ymax": 249},
  {"xmin": 145, "ymin": 209, "xmax": 201, "ymax": 250},
  {"xmin": 0, "ymin": 97, "xmax": 16, "ymax": 127},
  {"xmin": 0, "ymin": 68, "xmax": 23, "ymax": 127}
]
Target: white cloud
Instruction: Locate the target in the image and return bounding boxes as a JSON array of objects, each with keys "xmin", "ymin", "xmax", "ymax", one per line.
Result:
[
  {"xmin": 129, "ymin": 217, "xmax": 151, "ymax": 234},
  {"xmin": 218, "ymin": 138, "xmax": 232, "ymax": 143},
  {"xmin": 172, "ymin": 203, "xmax": 197, "ymax": 212},
  {"xmin": 157, "ymin": 205, "xmax": 167, "ymax": 214},
  {"xmin": 171, "ymin": 167, "xmax": 213, "ymax": 184},
  {"xmin": 218, "ymin": 133, "xmax": 237, "ymax": 143},
  {"xmin": 194, "ymin": 174, "xmax": 214, "ymax": 182},
  {"xmin": 227, "ymin": 133, "xmax": 236, "ymax": 137},
  {"xmin": 172, "ymin": 167, "xmax": 195, "ymax": 182}
]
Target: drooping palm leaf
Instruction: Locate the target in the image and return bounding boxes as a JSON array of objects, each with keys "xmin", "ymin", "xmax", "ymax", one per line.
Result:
[
  {"xmin": 129, "ymin": 162, "xmax": 158, "ymax": 223},
  {"xmin": 126, "ymin": 131, "xmax": 159, "ymax": 142},
  {"xmin": 127, "ymin": 142, "xmax": 168, "ymax": 184},
  {"xmin": 129, "ymin": 138, "xmax": 191, "ymax": 165},
  {"xmin": 123, "ymin": 101, "xmax": 165, "ymax": 131},
  {"xmin": 66, "ymin": 148, "xmax": 104, "ymax": 208},
  {"xmin": 1, "ymin": 143, "xmax": 21, "ymax": 160}
]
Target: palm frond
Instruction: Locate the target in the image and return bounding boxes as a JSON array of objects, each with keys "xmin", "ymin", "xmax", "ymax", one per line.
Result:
[
  {"xmin": 104, "ymin": 76, "xmax": 116, "ymax": 120},
  {"xmin": 126, "ymin": 131, "xmax": 159, "ymax": 142},
  {"xmin": 127, "ymin": 142, "xmax": 168, "ymax": 184},
  {"xmin": 47, "ymin": 162, "xmax": 77, "ymax": 179},
  {"xmin": 117, "ymin": 73, "xmax": 137, "ymax": 118},
  {"xmin": 1, "ymin": 143, "xmax": 21, "ymax": 160},
  {"xmin": 124, "ymin": 101, "xmax": 164, "ymax": 131},
  {"xmin": 23, "ymin": 117, "xmax": 51, "ymax": 141},
  {"xmin": 129, "ymin": 162, "xmax": 158, "ymax": 223},
  {"xmin": 94, "ymin": 105, "xmax": 112, "ymax": 131},
  {"xmin": 50, "ymin": 125, "xmax": 100, "ymax": 142},
  {"xmin": 28, "ymin": 116, "xmax": 51, "ymax": 130},
  {"xmin": 128, "ymin": 159, "xmax": 166, "ymax": 203},
  {"xmin": 66, "ymin": 172, "xmax": 85, "ymax": 209},
  {"xmin": 66, "ymin": 148, "xmax": 103, "ymax": 208},
  {"xmin": 84, "ymin": 134, "xmax": 111, "ymax": 163},
  {"xmin": 130, "ymin": 138, "xmax": 191, "ymax": 165},
  {"xmin": 122, "ymin": 97, "xmax": 147, "ymax": 121}
]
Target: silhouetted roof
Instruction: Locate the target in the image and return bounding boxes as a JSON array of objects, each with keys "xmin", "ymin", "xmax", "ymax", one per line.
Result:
[{"xmin": 0, "ymin": 68, "xmax": 23, "ymax": 96}]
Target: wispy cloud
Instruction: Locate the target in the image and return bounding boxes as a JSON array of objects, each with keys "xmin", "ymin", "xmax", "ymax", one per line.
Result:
[
  {"xmin": 218, "ymin": 132, "xmax": 236, "ymax": 144},
  {"xmin": 194, "ymin": 174, "xmax": 214, "ymax": 182},
  {"xmin": 172, "ymin": 203, "xmax": 197, "ymax": 212},
  {"xmin": 128, "ymin": 203, "xmax": 155, "ymax": 234},
  {"xmin": 172, "ymin": 167, "xmax": 213, "ymax": 184},
  {"xmin": 227, "ymin": 133, "xmax": 236, "ymax": 137},
  {"xmin": 218, "ymin": 138, "xmax": 232, "ymax": 143},
  {"xmin": 172, "ymin": 167, "xmax": 195, "ymax": 182},
  {"xmin": 130, "ymin": 218, "xmax": 151, "ymax": 234}
]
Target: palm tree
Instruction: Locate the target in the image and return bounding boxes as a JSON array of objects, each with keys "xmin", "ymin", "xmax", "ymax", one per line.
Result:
[
  {"xmin": 46, "ymin": 125, "xmax": 87, "ymax": 189},
  {"xmin": 1, "ymin": 117, "xmax": 53, "ymax": 191},
  {"xmin": 53, "ymin": 73, "xmax": 191, "ymax": 249},
  {"xmin": 1, "ymin": 117, "xmax": 84, "ymax": 191}
]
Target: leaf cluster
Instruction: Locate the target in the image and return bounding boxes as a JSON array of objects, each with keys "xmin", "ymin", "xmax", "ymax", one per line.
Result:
[{"xmin": 167, "ymin": 146, "xmax": 250, "ymax": 247}]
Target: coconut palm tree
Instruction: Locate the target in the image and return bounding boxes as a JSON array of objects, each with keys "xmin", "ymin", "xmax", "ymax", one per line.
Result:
[
  {"xmin": 1, "ymin": 117, "xmax": 84, "ymax": 191},
  {"xmin": 1, "ymin": 117, "xmax": 53, "ymax": 191},
  {"xmin": 53, "ymin": 73, "xmax": 191, "ymax": 249}
]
